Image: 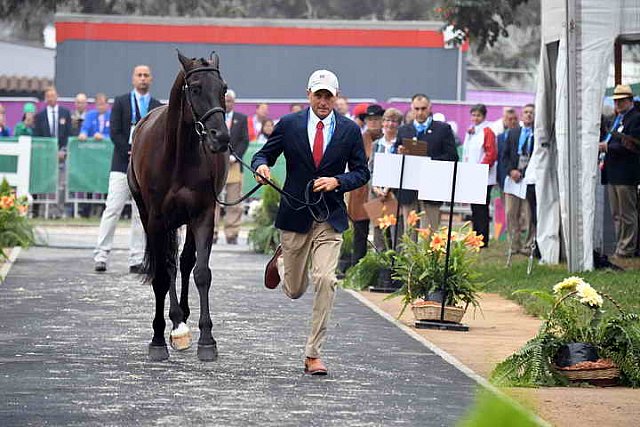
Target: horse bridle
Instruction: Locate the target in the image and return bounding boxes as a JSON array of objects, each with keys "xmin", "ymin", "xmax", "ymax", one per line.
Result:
[{"xmin": 182, "ymin": 66, "xmax": 226, "ymax": 143}]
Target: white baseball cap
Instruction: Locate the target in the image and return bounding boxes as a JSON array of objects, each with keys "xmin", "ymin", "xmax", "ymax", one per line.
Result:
[{"xmin": 307, "ymin": 69, "xmax": 339, "ymax": 96}]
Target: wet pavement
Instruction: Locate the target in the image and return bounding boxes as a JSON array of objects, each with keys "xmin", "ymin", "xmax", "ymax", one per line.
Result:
[{"xmin": 0, "ymin": 228, "xmax": 477, "ymax": 426}]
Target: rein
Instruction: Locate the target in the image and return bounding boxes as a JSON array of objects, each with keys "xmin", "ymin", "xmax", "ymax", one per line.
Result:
[{"xmin": 216, "ymin": 145, "xmax": 330, "ymax": 223}]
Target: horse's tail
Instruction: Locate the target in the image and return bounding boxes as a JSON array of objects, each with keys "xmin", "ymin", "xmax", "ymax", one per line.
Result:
[
  {"xmin": 127, "ymin": 161, "xmax": 177, "ymax": 285},
  {"xmin": 142, "ymin": 229, "xmax": 178, "ymax": 285}
]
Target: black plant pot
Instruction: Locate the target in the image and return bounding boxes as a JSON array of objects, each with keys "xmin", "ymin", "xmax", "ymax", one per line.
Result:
[
  {"xmin": 426, "ymin": 289, "xmax": 447, "ymax": 304},
  {"xmin": 554, "ymin": 343, "xmax": 599, "ymax": 368}
]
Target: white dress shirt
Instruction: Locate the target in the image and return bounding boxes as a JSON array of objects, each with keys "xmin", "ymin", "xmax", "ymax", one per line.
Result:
[
  {"xmin": 307, "ymin": 109, "xmax": 335, "ymax": 153},
  {"xmin": 47, "ymin": 105, "xmax": 59, "ymax": 137}
]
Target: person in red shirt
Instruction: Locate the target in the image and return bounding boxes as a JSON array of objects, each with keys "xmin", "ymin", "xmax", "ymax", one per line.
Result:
[{"xmin": 462, "ymin": 103, "xmax": 497, "ymax": 248}]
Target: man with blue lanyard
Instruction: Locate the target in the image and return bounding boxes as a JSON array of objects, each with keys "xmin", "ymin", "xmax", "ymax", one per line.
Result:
[
  {"xmin": 598, "ymin": 84, "xmax": 640, "ymax": 258},
  {"xmin": 394, "ymin": 93, "xmax": 458, "ymax": 233},
  {"xmin": 94, "ymin": 65, "xmax": 162, "ymax": 273},
  {"xmin": 503, "ymin": 104, "xmax": 537, "ymax": 256},
  {"xmin": 252, "ymin": 70, "xmax": 370, "ymax": 375}
]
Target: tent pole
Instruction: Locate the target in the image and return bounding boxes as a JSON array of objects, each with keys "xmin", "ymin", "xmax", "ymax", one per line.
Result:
[
  {"xmin": 566, "ymin": 0, "xmax": 580, "ymax": 271},
  {"xmin": 615, "ymin": 40, "xmax": 622, "ymax": 85}
]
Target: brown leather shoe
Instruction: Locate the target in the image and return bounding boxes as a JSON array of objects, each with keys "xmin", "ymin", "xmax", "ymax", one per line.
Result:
[
  {"xmin": 264, "ymin": 245, "xmax": 283, "ymax": 289},
  {"xmin": 304, "ymin": 357, "xmax": 328, "ymax": 376}
]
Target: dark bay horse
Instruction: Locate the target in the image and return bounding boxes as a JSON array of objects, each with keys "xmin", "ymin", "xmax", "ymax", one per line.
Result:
[{"xmin": 128, "ymin": 52, "xmax": 230, "ymax": 361}]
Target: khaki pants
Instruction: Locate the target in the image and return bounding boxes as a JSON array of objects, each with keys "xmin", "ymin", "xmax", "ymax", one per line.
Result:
[
  {"xmin": 277, "ymin": 221, "xmax": 342, "ymax": 358},
  {"xmin": 214, "ymin": 163, "xmax": 243, "ymax": 240},
  {"xmin": 608, "ymin": 184, "xmax": 638, "ymax": 256},
  {"xmin": 505, "ymin": 193, "xmax": 533, "ymax": 253}
]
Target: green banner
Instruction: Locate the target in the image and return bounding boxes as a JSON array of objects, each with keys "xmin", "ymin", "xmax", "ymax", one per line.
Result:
[
  {"xmin": 0, "ymin": 137, "xmax": 58, "ymax": 194},
  {"xmin": 67, "ymin": 138, "xmax": 113, "ymax": 193},
  {"xmin": 242, "ymin": 141, "xmax": 286, "ymax": 197}
]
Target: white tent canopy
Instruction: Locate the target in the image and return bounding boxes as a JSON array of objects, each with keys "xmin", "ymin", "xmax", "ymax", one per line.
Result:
[{"xmin": 534, "ymin": 0, "xmax": 640, "ymax": 271}]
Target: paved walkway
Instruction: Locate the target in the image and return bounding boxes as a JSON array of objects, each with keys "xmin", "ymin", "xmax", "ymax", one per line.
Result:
[{"xmin": 0, "ymin": 228, "xmax": 477, "ymax": 426}]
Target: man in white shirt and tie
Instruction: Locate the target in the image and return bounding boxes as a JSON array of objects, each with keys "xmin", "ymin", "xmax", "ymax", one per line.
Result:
[{"xmin": 34, "ymin": 86, "xmax": 72, "ymax": 218}]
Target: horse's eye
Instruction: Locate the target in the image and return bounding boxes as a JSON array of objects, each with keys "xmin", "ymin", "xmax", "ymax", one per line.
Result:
[{"xmin": 190, "ymin": 85, "xmax": 201, "ymax": 95}]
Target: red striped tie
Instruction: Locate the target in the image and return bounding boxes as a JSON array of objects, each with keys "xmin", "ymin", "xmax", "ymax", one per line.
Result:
[{"xmin": 312, "ymin": 121, "xmax": 324, "ymax": 168}]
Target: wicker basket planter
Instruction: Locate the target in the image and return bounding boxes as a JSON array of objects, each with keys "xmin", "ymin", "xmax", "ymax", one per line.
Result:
[
  {"xmin": 411, "ymin": 300, "xmax": 465, "ymax": 323},
  {"xmin": 554, "ymin": 359, "xmax": 620, "ymax": 387}
]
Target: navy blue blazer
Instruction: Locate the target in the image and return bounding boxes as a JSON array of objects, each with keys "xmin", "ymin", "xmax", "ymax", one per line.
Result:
[
  {"xmin": 33, "ymin": 106, "xmax": 72, "ymax": 150},
  {"xmin": 251, "ymin": 108, "xmax": 370, "ymax": 233}
]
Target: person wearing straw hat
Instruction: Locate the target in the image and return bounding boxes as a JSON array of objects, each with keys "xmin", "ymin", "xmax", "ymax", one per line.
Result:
[{"xmin": 598, "ymin": 84, "xmax": 640, "ymax": 258}]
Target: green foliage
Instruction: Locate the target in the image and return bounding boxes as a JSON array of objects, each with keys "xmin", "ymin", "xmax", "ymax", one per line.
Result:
[
  {"xmin": 598, "ymin": 313, "xmax": 640, "ymax": 387},
  {"xmin": 247, "ymin": 183, "xmax": 280, "ymax": 254},
  {"xmin": 342, "ymin": 249, "xmax": 394, "ymax": 290},
  {"xmin": 390, "ymin": 223, "xmax": 484, "ymax": 315},
  {"xmin": 0, "ymin": 178, "xmax": 34, "ymax": 256},
  {"xmin": 457, "ymin": 389, "xmax": 540, "ymax": 427},
  {"xmin": 340, "ymin": 227, "xmax": 354, "ymax": 258},
  {"xmin": 491, "ymin": 282, "xmax": 640, "ymax": 388},
  {"xmin": 436, "ymin": 0, "xmax": 532, "ymax": 51}
]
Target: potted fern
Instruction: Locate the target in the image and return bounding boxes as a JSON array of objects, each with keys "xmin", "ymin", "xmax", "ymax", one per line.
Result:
[
  {"xmin": 342, "ymin": 212, "xmax": 399, "ymax": 290},
  {"xmin": 247, "ymin": 183, "xmax": 280, "ymax": 254},
  {"xmin": 0, "ymin": 178, "xmax": 33, "ymax": 258},
  {"xmin": 491, "ymin": 277, "xmax": 640, "ymax": 387},
  {"xmin": 390, "ymin": 222, "xmax": 484, "ymax": 322}
]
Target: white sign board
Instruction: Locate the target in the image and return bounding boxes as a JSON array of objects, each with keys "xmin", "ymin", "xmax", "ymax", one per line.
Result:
[
  {"xmin": 371, "ymin": 152, "xmax": 429, "ymax": 191},
  {"xmin": 371, "ymin": 153, "xmax": 488, "ymax": 204},
  {"xmin": 0, "ymin": 136, "xmax": 32, "ymax": 197},
  {"xmin": 417, "ymin": 161, "xmax": 488, "ymax": 204}
]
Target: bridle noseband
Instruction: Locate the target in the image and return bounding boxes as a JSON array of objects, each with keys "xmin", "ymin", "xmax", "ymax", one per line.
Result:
[{"xmin": 182, "ymin": 66, "xmax": 226, "ymax": 144}]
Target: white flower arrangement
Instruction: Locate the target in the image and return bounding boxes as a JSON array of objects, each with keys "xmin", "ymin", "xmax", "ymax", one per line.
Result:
[{"xmin": 553, "ymin": 276, "xmax": 603, "ymax": 308}]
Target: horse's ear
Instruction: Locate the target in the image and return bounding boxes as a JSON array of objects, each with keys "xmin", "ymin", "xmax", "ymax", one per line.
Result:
[
  {"xmin": 177, "ymin": 49, "xmax": 191, "ymax": 71},
  {"xmin": 209, "ymin": 51, "xmax": 219, "ymax": 68}
]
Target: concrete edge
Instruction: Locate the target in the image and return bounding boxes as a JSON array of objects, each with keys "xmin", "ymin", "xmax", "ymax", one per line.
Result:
[
  {"xmin": 0, "ymin": 246, "xmax": 22, "ymax": 282},
  {"xmin": 344, "ymin": 289, "xmax": 550, "ymax": 427}
]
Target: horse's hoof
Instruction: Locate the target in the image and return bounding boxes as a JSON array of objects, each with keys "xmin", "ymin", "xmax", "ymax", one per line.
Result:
[
  {"xmin": 148, "ymin": 343, "xmax": 169, "ymax": 361},
  {"xmin": 197, "ymin": 343, "xmax": 218, "ymax": 361},
  {"xmin": 169, "ymin": 323, "xmax": 192, "ymax": 351}
]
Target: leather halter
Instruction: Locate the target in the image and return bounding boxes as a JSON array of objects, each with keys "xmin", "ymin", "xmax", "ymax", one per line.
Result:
[{"xmin": 182, "ymin": 66, "xmax": 226, "ymax": 143}]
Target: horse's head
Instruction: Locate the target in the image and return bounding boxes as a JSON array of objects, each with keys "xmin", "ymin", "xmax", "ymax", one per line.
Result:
[{"xmin": 178, "ymin": 51, "xmax": 230, "ymax": 153}]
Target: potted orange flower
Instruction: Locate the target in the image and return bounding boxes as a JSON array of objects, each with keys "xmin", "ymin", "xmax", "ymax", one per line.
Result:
[{"xmin": 390, "ymin": 222, "xmax": 484, "ymax": 322}]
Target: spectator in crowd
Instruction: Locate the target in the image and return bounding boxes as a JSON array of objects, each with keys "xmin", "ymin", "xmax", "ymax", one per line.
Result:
[
  {"xmin": 94, "ymin": 65, "xmax": 162, "ymax": 273},
  {"xmin": 0, "ymin": 104, "xmax": 10, "ymax": 136},
  {"xmin": 496, "ymin": 108, "xmax": 519, "ymax": 192},
  {"xmin": 598, "ymin": 85, "xmax": 640, "ymax": 258},
  {"xmin": 403, "ymin": 109, "xmax": 415, "ymax": 125},
  {"xmin": 78, "ymin": 93, "xmax": 111, "ymax": 141},
  {"xmin": 71, "ymin": 92, "xmax": 88, "ymax": 136},
  {"xmin": 334, "ymin": 95, "xmax": 353, "ymax": 120},
  {"xmin": 34, "ymin": 86, "xmax": 73, "ymax": 218},
  {"xmin": 34, "ymin": 86, "xmax": 72, "ymax": 150},
  {"xmin": 248, "ymin": 103, "xmax": 269, "ymax": 141},
  {"xmin": 395, "ymin": 94, "xmax": 458, "ymax": 231},
  {"xmin": 256, "ymin": 118, "xmax": 274, "ymax": 144},
  {"xmin": 462, "ymin": 104, "xmax": 497, "ymax": 248},
  {"xmin": 213, "ymin": 88, "xmax": 249, "ymax": 245},
  {"xmin": 290, "ymin": 103, "xmax": 304, "ymax": 113},
  {"xmin": 13, "ymin": 102, "xmax": 37, "ymax": 136},
  {"xmin": 252, "ymin": 69, "xmax": 369, "ymax": 375},
  {"xmin": 503, "ymin": 104, "xmax": 537, "ymax": 255},
  {"xmin": 348, "ymin": 104, "xmax": 384, "ymax": 265},
  {"xmin": 352, "ymin": 102, "xmax": 369, "ymax": 130},
  {"xmin": 370, "ymin": 107, "xmax": 403, "ymax": 249}
]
